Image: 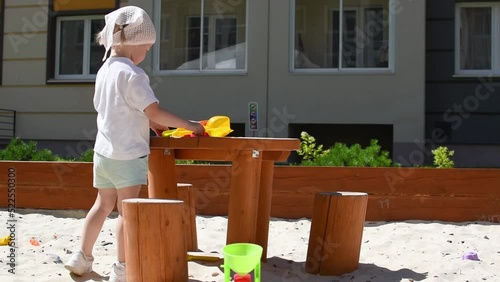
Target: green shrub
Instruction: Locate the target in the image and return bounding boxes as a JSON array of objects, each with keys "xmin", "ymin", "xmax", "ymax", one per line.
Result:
[
  {"xmin": 297, "ymin": 132, "xmax": 397, "ymax": 167},
  {"xmin": 175, "ymin": 159, "xmax": 227, "ymax": 165},
  {"xmin": 0, "ymin": 138, "xmax": 57, "ymax": 161},
  {"xmin": 77, "ymin": 149, "xmax": 94, "ymax": 162},
  {"xmin": 176, "ymin": 159, "xmax": 195, "ymax": 164},
  {"xmin": 432, "ymin": 146, "xmax": 454, "ymax": 168},
  {"xmin": 297, "ymin": 131, "xmax": 328, "ymax": 162},
  {"xmin": 0, "ymin": 138, "xmax": 92, "ymax": 162}
]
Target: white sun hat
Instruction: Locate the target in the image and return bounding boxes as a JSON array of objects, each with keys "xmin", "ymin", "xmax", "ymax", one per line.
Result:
[{"xmin": 99, "ymin": 6, "xmax": 157, "ymax": 61}]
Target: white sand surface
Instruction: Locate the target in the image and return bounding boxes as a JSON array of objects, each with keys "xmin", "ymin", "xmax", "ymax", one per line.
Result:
[{"xmin": 0, "ymin": 209, "xmax": 498, "ymax": 282}]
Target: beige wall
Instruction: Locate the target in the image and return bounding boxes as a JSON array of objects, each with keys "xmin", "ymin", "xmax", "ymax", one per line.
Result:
[
  {"xmin": 137, "ymin": 0, "xmax": 425, "ymax": 147},
  {"xmin": 1, "ymin": 0, "xmax": 425, "ymax": 161},
  {"xmin": 132, "ymin": 0, "xmax": 269, "ymax": 127},
  {"xmin": 268, "ymin": 0, "xmax": 425, "ymax": 140},
  {"xmin": 3, "ymin": 2, "xmax": 49, "ymax": 86},
  {"xmin": 0, "ymin": 0, "xmax": 128, "ymax": 141},
  {"xmin": 266, "ymin": 0, "xmax": 425, "ymax": 159}
]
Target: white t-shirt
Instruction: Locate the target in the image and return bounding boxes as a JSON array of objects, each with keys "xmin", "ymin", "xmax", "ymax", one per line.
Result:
[{"xmin": 93, "ymin": 57, "xmax": 159, "ymax": 160}]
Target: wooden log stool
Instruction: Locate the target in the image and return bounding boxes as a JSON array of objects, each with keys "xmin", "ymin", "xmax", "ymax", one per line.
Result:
[
  {"xmin": 123, "ymin": 198, "xmax": 188, "ymax": 282},
  {"xmin": 305, "ymin": 192, "xmax": 368, "ymax": 276},
  {"xmin": 177, "ymin": 183, "xmax": 198, "ymax": 252}
]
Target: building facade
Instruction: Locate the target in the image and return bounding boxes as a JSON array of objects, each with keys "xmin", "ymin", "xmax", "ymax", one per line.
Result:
[{"xmin": 1, "ymin": 0, "xmax": 435, "ymax": 166}]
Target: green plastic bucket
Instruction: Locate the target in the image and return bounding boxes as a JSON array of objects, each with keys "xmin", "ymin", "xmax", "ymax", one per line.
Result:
[{"xmin": 223, "ymin": 243, "xmax": 263, "ymax": 275}]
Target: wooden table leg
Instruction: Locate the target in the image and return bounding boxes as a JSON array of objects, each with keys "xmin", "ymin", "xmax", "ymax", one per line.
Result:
[
  {"xmin": 148, "ymin": 148, "xmax": 178, "ymax": 199},
  {"xmin": 226, "ymin": 150, "xmax": 262, "ymax": 245},
  {"xmin": 255, "ymin": 160, "xmax": 274, "ymax": 261}
]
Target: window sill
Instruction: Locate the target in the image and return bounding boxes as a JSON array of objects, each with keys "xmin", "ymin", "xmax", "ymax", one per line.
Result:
[
  {"xmin": 290, "ymin": 68, "xmax": 395, "ymax": 75},
  {"xmin": 153, "ymin": 69, "xmax": 248, "ymax": 76},
  {"xmin": 47, "ymin": 79, "xmax": 96, "ymax": 84},
  {"xmin": 453, "ymin": 74, "xmax": 500, "ymax": 78}
]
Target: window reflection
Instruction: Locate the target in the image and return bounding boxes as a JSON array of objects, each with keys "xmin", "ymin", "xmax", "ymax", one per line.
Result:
[
  {"xmin": 294, "ymin": 0, "xmax": 390, "ymax": 69},
  {"xmin": 459, "ymin": 7, "xmax": 491, "ymax": 70},
  {"xmin": 159, "ymin": 0, "xmax": 247, "ymax": 71},
  {"xmin": 57, "ymin": 17, "xmax": 104, "ymax": 78},
  {"xmin": 90, "ymin": 19, "xmax": 105, "ymax": 74},
  {"xmin": 59, "ymin": 20, "xmax": 84, "ymax": 75}
]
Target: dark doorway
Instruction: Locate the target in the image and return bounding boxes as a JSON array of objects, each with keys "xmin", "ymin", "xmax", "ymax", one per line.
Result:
[{"xmin": 288, "ymin": 123, "xmax": 393, "ymax": 164}]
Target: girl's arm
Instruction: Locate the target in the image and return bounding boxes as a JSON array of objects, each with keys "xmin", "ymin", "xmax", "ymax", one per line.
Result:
[{"xmin": 144, "ymin": 102, "xmax": 205, "ymax": 136}]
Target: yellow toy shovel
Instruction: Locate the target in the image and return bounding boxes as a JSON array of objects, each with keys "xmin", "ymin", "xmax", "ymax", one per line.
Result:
[
  {"xmin": 162, "ymin": 116, "xmax": 233, "ymax": 138},
  {"xmin": 204, "ymin": 115, "xmax": 234, "ymax": 137},
  {"xmin": 0, "ymin": 235, "xmax": 11, "ymax": 246},
  {"xmin": 187, "ymin": 252, "xmax": 223, "ymax": 262}
]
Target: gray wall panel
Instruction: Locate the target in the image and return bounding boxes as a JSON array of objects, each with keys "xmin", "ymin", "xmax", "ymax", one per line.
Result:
[
  {"xmin": 426, "ymin": 0, "xmax": 455, "ymax": 19},
  {"xmin": 426, "ymin": 20, "xmax": 454, "ymax": 50},
  {"xmin": 426, "ymin": 114, "xmax": 500, "ymax": 144},
  {"xmin": 439, "ymin": 144, "xmax": 500, "ymax": 168},
  {"xmin": 426, "ymin": 82, "xmax": 500, "ymax": 113},
  {"xmin": 425, "ymin": 0, "xmax": 500, "ymax": 152},
  {"xmin": 426, "ymin": 51, "xmax": 455, "ymax": 81}
]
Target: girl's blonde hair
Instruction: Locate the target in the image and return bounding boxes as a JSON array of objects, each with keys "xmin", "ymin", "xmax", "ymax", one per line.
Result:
[{"xmin": 96, "ymin": 24, "xmax": 128, "ymax": 46}]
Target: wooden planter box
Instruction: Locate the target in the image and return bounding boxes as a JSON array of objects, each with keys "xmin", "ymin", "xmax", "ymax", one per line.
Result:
[{"xmin": 1, "ymin": 161, "xmax": 500, "ymax": 222}]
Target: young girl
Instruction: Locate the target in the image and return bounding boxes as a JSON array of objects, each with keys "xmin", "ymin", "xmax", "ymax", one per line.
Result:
[{"xmin": 64, "ymin": 6, "xmax": 204, "ymax": 282}]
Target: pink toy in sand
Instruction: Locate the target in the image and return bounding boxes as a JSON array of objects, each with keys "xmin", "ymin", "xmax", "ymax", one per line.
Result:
[{"xmin": 461, "ymin": 251, "xmax": 480, "ymax": 261}]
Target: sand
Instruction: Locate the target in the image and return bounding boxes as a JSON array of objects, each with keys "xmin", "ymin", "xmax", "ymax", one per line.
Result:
[{"xmin": 0, "ymin": 209, "xmax": 499, "ymax": 282}]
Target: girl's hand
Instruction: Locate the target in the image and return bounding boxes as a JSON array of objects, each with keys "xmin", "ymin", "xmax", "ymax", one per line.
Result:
[
  {"xmin": 189, "ymin": 121, "xmax": 206, "ymax": 136},
  {"xmin": 150, "ymin": 120, "xmax": 169, "ymax": 136}
]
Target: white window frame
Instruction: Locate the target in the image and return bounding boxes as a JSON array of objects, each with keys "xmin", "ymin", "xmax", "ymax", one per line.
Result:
[
  {"xmin": 326, "ymin": 7, "xmax": 359, "ymax": 68},
  {"xmin": 55, "ymin": 15, "xmax": 104, "ymax": 80},
  {"xmin": 152, "ymin": 0, "xmax": 248, "ymax": 76},
  {"xmin": 290, "ymin": 0, "xmax": 395, "ymax": 74},
  {"xmin": 185, "ymin": 14, "xmax": 238, "ymax": 69},
  {"xmin": 454, "ymin": 3, "xmax": 500, "ymax": 77}
]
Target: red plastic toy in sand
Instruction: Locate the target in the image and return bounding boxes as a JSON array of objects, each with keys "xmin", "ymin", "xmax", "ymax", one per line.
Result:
[{"xmin": 234, "ymin": 274, "xmax": 252, "ymax": 282}]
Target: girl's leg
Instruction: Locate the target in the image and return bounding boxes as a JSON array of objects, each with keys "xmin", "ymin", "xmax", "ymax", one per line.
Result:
[
  {"xmin": 80, "ymin": 188, "xmax": 117, "ymax": 257},
  {"xmin": 115, "ymin": 185, "xmax": 142, "ymax": 262}
]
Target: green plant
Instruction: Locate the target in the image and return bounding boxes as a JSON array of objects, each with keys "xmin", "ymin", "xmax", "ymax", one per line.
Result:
[
  {"xmin": 432, "ymin": 146, "xmax": 454, "ymax": 168},
  {"xmin": 175, "ymin": 159, "xmax": 228, "ymax": 165},
  {"xmin": 176, "ymin": 159, "xmax": 195, "ymax": 164},
  {"xmin": 0, "ymin": 138, "xmax": 57, "ymax": 161},
  {"xmin": 0, "ymin": 138, "xmax": 92, "ymax": 162},
  {"xmin": 297, "ymin": 131, "xmax": 328, "ymax": 162},
  {"xmin": 77, "ymin": 149, "xmax": 94, "ymax": 162},
  {"xmin": 298, "ymin": 132, "xmax": 398, "ymax": 167}
]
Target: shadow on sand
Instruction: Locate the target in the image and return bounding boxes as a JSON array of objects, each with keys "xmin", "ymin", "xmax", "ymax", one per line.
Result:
[
  {"xmin": 69, "ymin": 271, "xmax": 107, "ymax": 282},
  {"xmin": 262, "ymin": 257, "xmax": 428, "ymax": 282},
  {"xmin": 63, "ymin": 253, "xmax": 427, "ymax": 282},
  {"xmin": 12, "ymin": 208, "xmax": 119, "ymax": 219}
]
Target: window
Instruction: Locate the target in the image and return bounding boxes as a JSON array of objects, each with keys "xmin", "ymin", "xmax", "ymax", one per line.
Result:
[
  {"xmin": 154, "ymin": 0, "xmax": 247, "ymax": 73},
  {"xmin": 48, "ymin": 0, "xmax": 117, "ymax": 82},
  {"xmin": 455, "ymin": 3, "xmax": 500, "ymax": 76},
  {"xmin": 55, "ymin": 16, "xmax": 105, "ymax": 79},
  {"xmin": 293, "ymin": 0, "xmax": 392, "ymax": 72}
]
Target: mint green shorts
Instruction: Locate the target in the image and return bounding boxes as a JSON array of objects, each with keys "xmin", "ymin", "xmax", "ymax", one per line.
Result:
[{"xmin": 93, "ymin": 152, "xmax": 148, "ymax": 189}]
